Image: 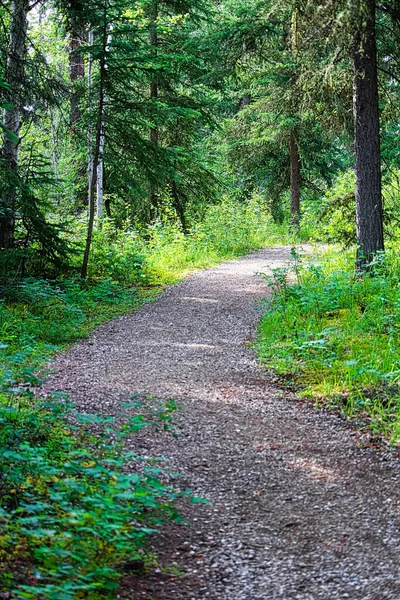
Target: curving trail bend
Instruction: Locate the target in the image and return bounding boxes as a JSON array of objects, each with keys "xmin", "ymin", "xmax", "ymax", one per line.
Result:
[{"xmin": 44, "ymin": 247, "xmax": 400, "ymax": 600}]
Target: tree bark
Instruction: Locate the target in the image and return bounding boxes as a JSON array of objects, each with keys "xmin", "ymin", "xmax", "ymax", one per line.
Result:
[
  {"xmin": 69, "ymin": 29, "xmax": 85, "ymax": 130},
  {"xmin": 149, "ymin": 0, "xmax": 159, "ymax": 221},
  {"xmin": 171, "ymin": 176, "xmax": 187, "ymax": 233},
  {"xmin": 96, "ymin": 120, "xmax": 105, "ymax": 218},
  {"xmin": 81, "ymin": 16, "xmax": 107, "ymax": 278},
  {"xmin": 237, "ymin": 94, "xmax": 251, "ymax": 110},
  {"xmin": 96, "ymin": 29, "xmax": 111, "ymax": 219},
  {"xmin": 289, "ymin": 130, "xmax": 301, "ymax": 230},
  {"xmin": 1, "ymin": 0, "xmax": 29, "ymax": 248},
  {"xmin": 87, "ymin": 29, "xmax": 94, "ymax": 209},
  {"xmin": 353, "ymin": 0, "xmax": 384, "ymax": 269}
]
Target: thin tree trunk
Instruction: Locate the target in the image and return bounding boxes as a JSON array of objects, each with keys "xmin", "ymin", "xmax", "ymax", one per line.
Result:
[
  {"xmin": 1, "ymin": 0, "xmax": 28, "ymax": 249},
  {"xmin": 289, "ymin": 130, "xmax": 301, "ymax": 230},
  {"xmin": 353, "ymin": 0, "xmax": 384, "ymax": 269},
  {"xmin": 96, "ymin": 29, "xmax": 111, "ymax": 219},
  {"xmin": 238, "ymin": 94, "xmax": 251, "ymax": 110},
  {"xmin": 87, "ymin": 29, "xmax": 94, "ymax": 208},
  {"xmin": 49, "ymin": 107, "xmax": 61, "ymax": 204},
  {"xmin": 149, "ymin": 0, "xmax": 158, "ymax": 221},
  {"xmin": 82, "ymin": 16, "xmax": 107, "ymax": 279},
  {"xmin": 69, "ymin": 29, "xmax": 85, "ymax": 130},
  {"xmin": 105, "ymin": 191, "xmax": 111, "ymax": 218},
  {"xmin": 171, "ymin": 177, "xmax": 187, "ymax": 233},
  {"xmin": 288, "ymin": 9, "xmax": 301, "ymax": 233},
  {"xmin": 96, "ymin": 121, "xmax": 105, "ymax": 218}
]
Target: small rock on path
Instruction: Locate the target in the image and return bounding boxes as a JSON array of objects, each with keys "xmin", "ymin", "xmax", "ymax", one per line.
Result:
[{"xmin": 44, "ymin": 247, "xmax": 400, "ymax": 600}]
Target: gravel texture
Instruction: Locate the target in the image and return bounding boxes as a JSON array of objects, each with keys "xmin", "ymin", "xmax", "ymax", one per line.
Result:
[{"xmin": 43, "ymin": 247, "xmax": 400, "ymax": 599}]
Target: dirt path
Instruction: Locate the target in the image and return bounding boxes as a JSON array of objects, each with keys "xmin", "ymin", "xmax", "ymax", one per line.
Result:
[{"xmin": 44, "ymin": 247, "xmax": 400, "ymax": 600}]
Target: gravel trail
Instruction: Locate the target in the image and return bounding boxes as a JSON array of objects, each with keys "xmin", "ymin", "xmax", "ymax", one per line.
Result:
[{"xmin": 44, "ymin": 247, "xmax": 400, "ymax": 600}]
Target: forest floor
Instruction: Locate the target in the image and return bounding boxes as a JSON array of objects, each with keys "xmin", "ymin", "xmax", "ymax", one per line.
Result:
[{"xmin": 43, "ymin": 246, "xmax": 400, "ymax": 600}]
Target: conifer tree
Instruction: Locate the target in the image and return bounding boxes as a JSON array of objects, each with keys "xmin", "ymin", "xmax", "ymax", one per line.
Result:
[
  {"xmin": 212, "ymin": 0, "xmax": 341, "ymax": 225},
  {"xmin": 1, "ymin": 0, "xmax": 29, "ymax": 248}
]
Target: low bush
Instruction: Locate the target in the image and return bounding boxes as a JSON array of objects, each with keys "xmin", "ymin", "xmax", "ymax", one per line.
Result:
[
  {"xmin": 145, "ymin": 196, "xmax": 291, "ymax": 283},
  {"xmin": 300, "ymin": 169, "xmax": 400, "ymax": 246},
  {"xmin": 0, "ymin": 391, "xmax": 186, "ymax": 599}
]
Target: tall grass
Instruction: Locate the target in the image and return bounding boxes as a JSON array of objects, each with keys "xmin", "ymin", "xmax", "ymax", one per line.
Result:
[{"xmin": 144, "ymin": 197, "xmax": 291, "ymax": 283}]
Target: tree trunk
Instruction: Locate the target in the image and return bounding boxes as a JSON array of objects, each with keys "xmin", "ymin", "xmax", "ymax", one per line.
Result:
[
  {"xmin": 69, "ymin": 29, "xmax": 85, "ymax": 130},
  {"xmin": 1, "ymin": 0, "xmax": 28, "ymax": 249},
  {"xmin": 289, "ymin": 130, "xmax": 301, "ymax": 230},
  {"xmin": 353, "ymin": 0, "xmax": 384, "ymax": 269},
  {"xmin": 171, "ymin": 176, "xmax": 187, "ymax": 233},
  {"xmin": 238, "ymin": 94, "xmax": 251, "ymax": 110},
  {"xmin": 81, "ymin": 17, "xmax": 107, "ymax": 278},
  {"xmin": 105, "ymin": 193, "xmax": 111, "ymax": 218},
  {"xmin": 87, "ymin": 29, "xmax": 94, "ymax": 209},
  {"xmin": 149, "ymin": 0, "xmax": 158, "ymax": 221},
  {"xmin": 49, "ymin": 107, "xmax": 61, "ymax": 204},
  {"xmin": 96, "ymin": 120, "xmax": 105, "ymax": 219},
  {"xmin": 96, "ymin": 29, "xmax": 111, "ymax": 219}
]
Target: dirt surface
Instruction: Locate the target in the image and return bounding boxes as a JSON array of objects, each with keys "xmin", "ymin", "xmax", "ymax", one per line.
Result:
[{"xmin": 43, "ymin": 247, "xmax": 400, "ymax": 599}]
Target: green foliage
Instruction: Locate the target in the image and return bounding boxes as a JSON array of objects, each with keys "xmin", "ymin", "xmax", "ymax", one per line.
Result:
[
  {"xmin": 74, "ymin": 220, "xmax": 149, "ymax": 285},
  {"xmin": 0, "ymin": 391, "xmax": 184, "ymax": 598},
  {"xmin": 145, "ymin": 196, "xmax": 292, "ymax": 283},
  {"xmin": 301, "ymin": 169, "xmax": 400, "ymax": 246},
  {"xmin": 306, "ymin": 170, "xmax": 356, "ymax": 246},
  {"xmin": 0, "ymin": 276, "xmax": 156, "ymax": 406},
  {"xmin": 257, "ymin": 247, "xmax": 400, "ymax": 443}
]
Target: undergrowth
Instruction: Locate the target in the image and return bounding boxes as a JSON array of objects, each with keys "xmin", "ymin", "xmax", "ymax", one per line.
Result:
[
  {"xmin": 143, "ymin": 197, "xmax": 292, "ymax": 283},
  {"xmin": 0, "ymin": 391, "xmax": 191, "ymax": 598},
  {"xmin": 257, "ymin": 247, "xmax": 400, "ymax": 444},
  {"xmin": 0, "ymin": 196, "xmax": 286, "ymax": 597}
]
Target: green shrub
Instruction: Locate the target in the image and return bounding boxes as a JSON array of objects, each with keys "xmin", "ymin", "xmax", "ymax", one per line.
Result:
[
  {"xmin": 87, "ymin": 222, "xmax": 148, "ymax": 285},
  {"xmin": 301, "ymin": 169, "xmax": 400, "ymax": 246},
  {"xmin": 0, "ymin": 392, "xmax": 184, "ymax": 599}
]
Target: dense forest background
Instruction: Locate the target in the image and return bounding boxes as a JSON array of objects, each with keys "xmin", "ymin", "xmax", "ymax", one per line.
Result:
[{"xmin": 1, "ymin": 0, "xmax": 399, "ymax": 280}]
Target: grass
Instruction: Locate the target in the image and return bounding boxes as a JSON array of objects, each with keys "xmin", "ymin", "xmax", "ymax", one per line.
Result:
[
  {"xmin": 256, "ymin": 245, "xmax": 400, "ymax": 444},
  {"xmin": 142, "ymin": 197, "xmax": 293, "ymax": 284}
]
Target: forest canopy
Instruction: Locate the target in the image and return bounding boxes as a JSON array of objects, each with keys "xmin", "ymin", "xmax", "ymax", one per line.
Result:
[{"xmin": 0, "ymin": 0, "xmax": 399, "ymax": 277}]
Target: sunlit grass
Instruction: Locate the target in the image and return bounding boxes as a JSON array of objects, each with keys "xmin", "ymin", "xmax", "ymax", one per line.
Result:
[
  {"xmin": 257, "ymin": 246, "xmax": 400, "ymax": 444},
  {"xmin": 145, "ymin": 199, "xmax": 293, "ymax": 284}
]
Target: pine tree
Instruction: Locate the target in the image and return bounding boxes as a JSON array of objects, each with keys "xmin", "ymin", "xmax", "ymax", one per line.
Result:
[
  {"xmin": 1, "ymin": 0, "xmax": 29, "ymax": 249},
  {"xmin": 212, "ymin": 0, "xmax": 342, "ymax": 225}
]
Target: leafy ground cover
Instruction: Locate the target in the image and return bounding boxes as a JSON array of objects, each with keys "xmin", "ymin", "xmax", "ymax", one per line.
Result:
[
  {"xmin": 0, "ymin": 270, "xmax": 181, "ymax": 597},
  {"xmin": 0, "ymin": 392, "xmax": 185, "ymax": 599},
  {"xmin": 257, "ymin": 246, "xmax": 400, "ymax": 444}
]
